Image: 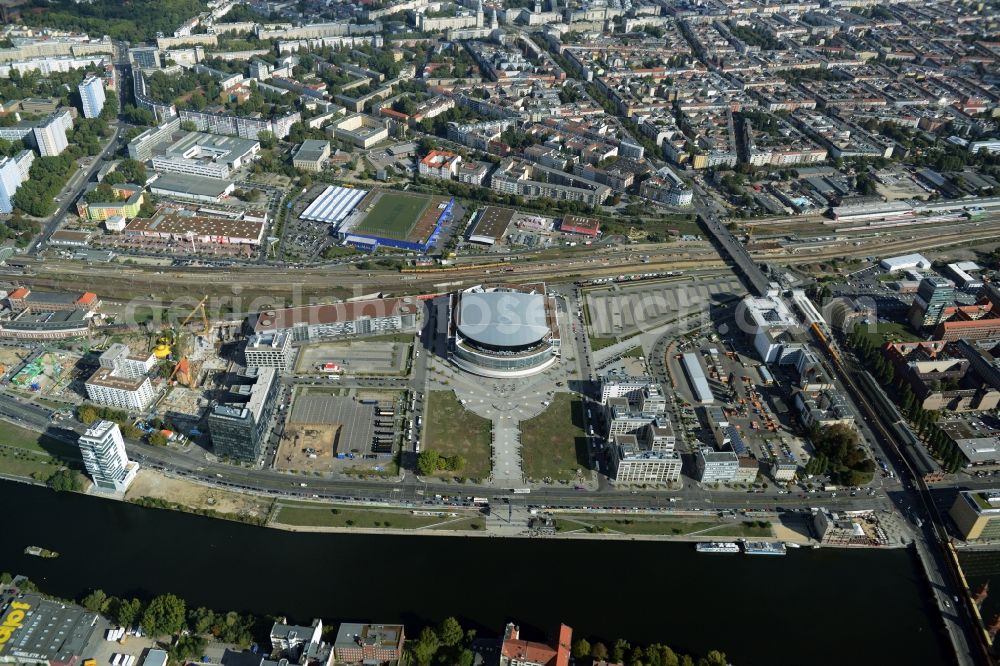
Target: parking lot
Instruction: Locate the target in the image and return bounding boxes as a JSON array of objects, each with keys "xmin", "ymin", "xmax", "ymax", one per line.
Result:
[
  {"xmin": 283, "ymin": 389, "xmax": 403, "ymax": 465},
  {"xmin": 294, "ymin": 341, "xmax": 410, "ymax": 376}
]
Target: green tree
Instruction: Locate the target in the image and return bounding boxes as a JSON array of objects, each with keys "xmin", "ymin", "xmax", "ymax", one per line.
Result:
[
  {"xmin": 591, "ymin": 643, "xmax": 609, "ymax": 661},
  {"xmin": 612, "ymin": 639, "xmax": 631, "ymax": 664},
  {"xmin": 142, "ymin": 594, "xmax": 186, "ymax": 636},
  {"xmin": 410, "ymin": 627, "xmax": 440, "ymax": 666},
  {"xmin": 47, "ymin": 468, "xmax": 83, "ymax": 492},
  {"xmin": 572, "ymin": 638, "xmax": 591, "ymax": 659},
  {"xmin": 417, "ymin": 449, "xmax": 440, "ymax": 475},
  {"xmin": 149, "ymin": 431, "xmax": 169, "ymax": 446},
  {"xmin": 114, "ymin": 598, "xmax": 143, "ymax": 628},
  {"xmin": 698, "ymin": 650, "xmax": 728, "ymax": 666},
  {"xmin": 169, "ymin": 634, "xmax": 206, "ymax": 662},
  {"xmin": 258, "ymin": 131, "xmax": 276, "ymax": 150},
  {"xmin": 438, "ymin": 617, "xmax": 463, "ymax": 647},
  {"xmin": 81, "ymin": 589, "xmax": 111, "ymax": 613},
  {"xmin": 446, "ymin": 455, "xmax": 465, "ymax": 472}
]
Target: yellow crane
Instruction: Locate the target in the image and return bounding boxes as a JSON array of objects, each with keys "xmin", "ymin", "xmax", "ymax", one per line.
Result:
[{"xmin": 179, "ymin": 295, "xmax": 211, "ymax": 336}]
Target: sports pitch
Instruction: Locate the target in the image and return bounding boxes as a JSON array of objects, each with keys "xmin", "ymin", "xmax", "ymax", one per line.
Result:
[{"xmin": 355, "ymin": 191, "xmax": 432, "ymax": 240}]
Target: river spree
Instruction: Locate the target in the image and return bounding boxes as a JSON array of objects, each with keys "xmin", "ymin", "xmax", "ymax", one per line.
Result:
[{"xmin": 1, "ymin": 482, "xmax": 952, "ymax": 665}]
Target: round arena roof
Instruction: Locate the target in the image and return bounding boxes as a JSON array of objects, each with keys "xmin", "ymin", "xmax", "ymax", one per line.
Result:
[{"xmin": 457, "ymin": 291, "xmax": 549, "ymax": 349}]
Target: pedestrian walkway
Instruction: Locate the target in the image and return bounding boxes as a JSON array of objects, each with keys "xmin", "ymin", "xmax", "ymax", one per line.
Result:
[{"xmin": 491, "ymin": 421, "xmax": 522, "ymax": 487}]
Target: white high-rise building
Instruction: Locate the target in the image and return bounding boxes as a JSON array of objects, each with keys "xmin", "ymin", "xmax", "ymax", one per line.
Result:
[
  {"xmin": 78, "ymin": 420, "xmax": 138, "ymax": 492},
  {"xmin": 0, "ymin": 150, "xmax": 34, "ymax": 214},
  {"xmin": 79, "ymin": 74, "xmax": 107, "ymax": 119},
  {"xmin": 32, "ymin": 110, "xmax": 72, "ymax": 156}
]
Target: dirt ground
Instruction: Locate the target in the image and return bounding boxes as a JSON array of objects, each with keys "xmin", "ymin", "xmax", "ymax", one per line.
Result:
[
  {"xmin": 126, "ymin": 469, "xmax": 272, "ymax": 519},
  {"xmin": 275, "ymin": 423, "xmax": 340, "ymax": 472},
  {"xmin": 0, "ymin": 347, "xmax": 29, "ymax": 369}
]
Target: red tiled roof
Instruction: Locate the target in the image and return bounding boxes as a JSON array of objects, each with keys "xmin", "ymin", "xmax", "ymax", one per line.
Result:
[
  {"xmin": 9, "ymin": 287, "xmax": 28, "ymax": 299},
  {"xmin": 77, "ymin": 292, "xmax": 98, "ymax": 305},
  {"xmin": 501, "ymin": 639, "xmax": 558, "ymax": 665},
  {"xmin": 501, "ymin": 625, "xmax": 572, "ymax": 666},
  {"xmin": 556, "ymin": 625, "xmax": 572, "ymax": 666}
]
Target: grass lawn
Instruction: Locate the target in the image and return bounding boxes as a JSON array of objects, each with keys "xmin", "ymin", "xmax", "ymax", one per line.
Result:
[
  {"xmin": 0, "ymin": 420, "xmax": 82, "ymax": 462},
  {"xmin": 555, "ymin": 515, "xmax": 722, "ymax": 535},
  {"xmin": 424, "ymin": 391, "xmax": 492, "ymax": 480},
  {"xmin": 0, "ymin": 448, "xmax": 67, "ymax": 480},
  {"xmin": 854, "ymin": 321, "xmax": 920, "ymax": 346},
  {"xmin": 701, "ymin": 522, "xmax": 773, "ymax": 538},
  {"xmin": 520, "ymin": 393, "xmax": 587, "ymax": 482},
  {"xmin": 356, "ymin": 192, "xmax": 430, "ymax": 239},
  {"xmin": 589, "ymin": 336, "xmax": 618, "ymax": 351},
  {"xmin": 273, "ymin": 504, "xmax": 464, "ymax": 529},
  {"xmin": 428, "ymin": 517, "xmax": 486, "ymax": 531},
  {"xmin": 622, "ymin": 346, "xmax": 644, "ymax": 359}
]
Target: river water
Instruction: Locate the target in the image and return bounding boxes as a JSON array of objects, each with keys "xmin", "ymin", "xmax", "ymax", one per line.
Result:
[{"xmin": 0, "ymin": 482, "xmax": 952, "ymax": 665}]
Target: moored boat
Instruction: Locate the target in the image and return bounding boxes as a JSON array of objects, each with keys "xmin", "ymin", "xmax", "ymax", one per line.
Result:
[{"xmin": 696, "ymin": 541, "xmax": 741, "ymax": 553}]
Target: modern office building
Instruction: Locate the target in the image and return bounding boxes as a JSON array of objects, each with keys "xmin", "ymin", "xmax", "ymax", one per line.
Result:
[
  {"xmin": 0, "ymin": 150, "xmax": 34, "ymax": 214},
  {"xmin": 77, "ymin": 420, "xmax": 138, "ymax": 492},
  {"xmin": 448, "ymin": 284, "xmax": 560, "ymax": 378},
  {"xmin": 950, "ymin": 489, "xmax": 1000, "ymax": 540},
  {"xmin": 739, "ymin": 290, "xmax": 802, "ymax": 363},
  {"xmin": 604, "ymin": 389, "xmax": 670, "ymax": 439},
  {"xmin": 208, "ymin": 367, "xmax": 279, "ymax": 462},
  {"xmin": 696, "ymin": 447, "xmax": 741, "ymax": 483},
  {"xmin": 333, "ymin": 624, "xmax": 405, "ymax": 665},
  {"xmin": 78, "ymin": 74, "xmax": 106, "ymax": 118},
  {"xmin": 909, "ymin": 276, "xmax": 956, "ymax": 329},
  {"xmin": 608, "ymin": 434, "xmax": 682, "ymax": 484},
  {"xmin": 244, "ymin": 332, "xmax": 295, "ymax": 371}
]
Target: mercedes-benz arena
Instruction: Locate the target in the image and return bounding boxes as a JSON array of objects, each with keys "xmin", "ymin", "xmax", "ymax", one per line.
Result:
[{"xmin": 448, "ymin": 284, "xmax": 560, "ymax": 378}]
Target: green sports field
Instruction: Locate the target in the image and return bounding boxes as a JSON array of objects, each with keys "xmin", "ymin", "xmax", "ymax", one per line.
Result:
[{"xmin": 355, "ymin": 192, "xmax": 431, "ymax": 240}]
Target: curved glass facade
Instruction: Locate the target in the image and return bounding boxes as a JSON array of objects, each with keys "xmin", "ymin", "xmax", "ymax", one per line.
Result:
[{"xmin": 452, "ymin": 340, "xmax": 556, "ymax": 378}]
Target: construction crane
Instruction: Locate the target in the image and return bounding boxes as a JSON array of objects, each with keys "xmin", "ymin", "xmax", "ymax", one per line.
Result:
[{"xmin": 179, "ymin": 295, "xmax": 211, "ymax": 336}]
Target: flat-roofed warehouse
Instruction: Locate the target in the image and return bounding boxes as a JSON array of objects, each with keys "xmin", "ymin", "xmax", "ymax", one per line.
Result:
[
  {"xmin": 0, "ymin": 593, "xmax": 100, "ymax": 664},
  {"xmin": 125, "ymin": 210, "xmax": 266, "ymax": 245},
  {"xmin": 248, "ymin": 296, "xmax": 419, "ymax": 342},
  {"xmin": 467, "ymin": 206, "xmax": 515, "ymax": 245},
  {"xmin": 149, "ymin": 172, "xmax": 236, "ymax": 204}
]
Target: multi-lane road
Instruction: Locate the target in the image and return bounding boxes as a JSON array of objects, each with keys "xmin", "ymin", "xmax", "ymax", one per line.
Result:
[{"xmin": 27, "ymin": 125, "xmax": 125, "ymax": 256}]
